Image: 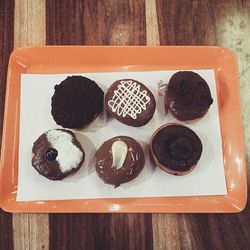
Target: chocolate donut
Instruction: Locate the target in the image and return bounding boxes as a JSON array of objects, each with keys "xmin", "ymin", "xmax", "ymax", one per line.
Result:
[
  {"xmin": 32, "ymin": 129, "xmax": 85, "ymax": 180},
  {"xmin": 95, "ymin": 136, "xmax": 145, "ymax": 187},
  {"xmin": 105, "ymin": 79, "xmax": 156, "ymax": 126},
  {"xmin": 150, "ymin": 124, "xmax": 202, "ymax": 175},
  {"xmin": 51, "ymin": 76, "xmax": 104, "ymax": 128},
  {"xmin": 165, "ymin": 71, "xmax": 213, "ymax": 121}
]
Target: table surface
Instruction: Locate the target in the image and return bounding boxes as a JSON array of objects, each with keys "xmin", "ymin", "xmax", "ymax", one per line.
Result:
[{"xmin": 0, "ymin": 0, "xmax": 249, "ymax": 249}]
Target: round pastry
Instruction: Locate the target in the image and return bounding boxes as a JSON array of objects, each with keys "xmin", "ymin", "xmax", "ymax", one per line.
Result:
[
  {"xmin": 51, "ymin": 75, "xmax": 104, "ymax": 128},
  {"xmin": 165, "ymin": 71, "xmax": 213, "ymax": 121},
  {"xmin": 105, "ymin": 79, "xmax": 156, "ymax": 126},
  {"xmin": 150, "ymin": 124, "xmax": 202, "ymax": 175},
  {"xmin": 32, "ymin": 129, "xmax": 85, "ymax": 180},
  {"xmin": 95, "ymin": 136, "xmax": 145, "ymax": 187}
]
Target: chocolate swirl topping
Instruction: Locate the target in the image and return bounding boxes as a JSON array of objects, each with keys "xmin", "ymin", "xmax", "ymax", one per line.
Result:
[
  {"xmin": 166, "ymin": 71, "xmax": 213, "ymax": 121},
  {"xmin": 151, "ymin": 125, "xmax": 202, "ymax": 173}
]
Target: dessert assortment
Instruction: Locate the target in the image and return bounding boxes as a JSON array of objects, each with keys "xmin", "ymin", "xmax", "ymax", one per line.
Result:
[{"xmin": 31, "ymin": 71, "xmax": 213, "ymax": 188}]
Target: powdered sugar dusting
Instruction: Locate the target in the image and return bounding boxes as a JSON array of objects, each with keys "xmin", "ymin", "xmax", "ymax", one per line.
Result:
[{"xmin": 46, "ymin": 130, "xmax": 83, "ymax": 173}]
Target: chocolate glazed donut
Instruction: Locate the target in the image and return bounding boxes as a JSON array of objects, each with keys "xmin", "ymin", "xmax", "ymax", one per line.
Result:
[
  {"xmin": 150, "ymin": 124, "xmax": 202, "ymax": 175},
  {"xmin": 105, "ymin": 79, "xmax": 156, "ymax": 127},
  {"xmin": 32, "ymin": 129, "xmax": 85, "ymax": 180},
  {"xmin": 95, "ymin": 136, "xmax": 145, "ymax": 187},
  {"xmin": 165, "ymin": 71, "xmax": 213, "ymax": 121}
]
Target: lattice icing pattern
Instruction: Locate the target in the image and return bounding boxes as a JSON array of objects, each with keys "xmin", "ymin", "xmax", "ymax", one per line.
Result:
[{"xmin": 108, "ymin": 80, "xmax": 151, "ymax": 119}]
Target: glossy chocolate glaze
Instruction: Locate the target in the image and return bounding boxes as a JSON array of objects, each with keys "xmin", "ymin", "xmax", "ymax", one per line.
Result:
[
  {"xmin": 105, "ymin": 79, "xmax": 156, "ymax": 127},
  {"xmin": 166, "ymin": 71, "xmax": 213, "ymax": 121},
  {"xmin": 95, "ymin": 136, "xmax": 145, "ymax": 187},
  {"xmin": 151, "ymin": 124, "xmax": 202, "ymax": 173},
  {"xmin": 32, "ymin": 129, "xmax": 85, "ymax": 180}
]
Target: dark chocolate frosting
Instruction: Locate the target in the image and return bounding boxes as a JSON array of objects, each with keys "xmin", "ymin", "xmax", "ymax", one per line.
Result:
[
  {"xmin": 95, "ymin": 136, "xmax": 145, "ymax": 187},
  {"xmin": 166, "ymin": 71, "xmax": 213, "ymax": 121},
  {"xmin": 32, "ymin": 129, "xmax": 85, "ymax": 180},
  {"xmin": 51, "ymin": 76, "xmax": 104, "ymax": 128},
  {"xmin": 105, "ymin": 79, "xmax": 156, "ymax": 127},
  {"xmin": 151, "ymin": 124, "xmax": 202, "ymax": 173}
]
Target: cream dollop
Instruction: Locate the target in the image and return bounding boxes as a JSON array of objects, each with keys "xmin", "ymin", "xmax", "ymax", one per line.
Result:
[{"xmin": 111, "ymin": 140, "xmax": 128, "ymax": 169}]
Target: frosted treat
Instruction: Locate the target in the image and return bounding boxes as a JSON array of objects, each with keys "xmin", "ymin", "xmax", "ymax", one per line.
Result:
[
  {"xmin": 32, "ymin": 129, "xmax": 85, "ymax": 180},
  {"xmin": 105, "ymin": 79, "xmax": 156, "ymax": 126},
  {"xmin": 95, "ymin": 136, "xmax": 145, "ymax": 187},
  {"xmin": 51, "ymin": 76, "xmax": 104, "ymax": 128},
  {"xmin": 165, "ymin": 71, "xmax": 213, "ymax": 121},
  {"xmin": 150, "ymin": 124, "xmax": 202, "ymax": 175}
]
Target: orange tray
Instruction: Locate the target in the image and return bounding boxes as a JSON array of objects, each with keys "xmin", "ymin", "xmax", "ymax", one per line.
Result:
[{"xmin": 0, "ymin": 46, "xmax": 247, "ymax": 213}]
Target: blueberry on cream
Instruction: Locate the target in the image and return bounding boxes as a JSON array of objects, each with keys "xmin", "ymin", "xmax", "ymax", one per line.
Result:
[{"xmin": 46, "ymin": 148, "xmax": 58, "ymax": 161}]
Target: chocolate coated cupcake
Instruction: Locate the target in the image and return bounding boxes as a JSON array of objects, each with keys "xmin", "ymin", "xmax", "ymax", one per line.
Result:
[
  {"xmin": 151, "ymin": 124, "xmax": 202, "ymax": 175},
  {"xmin": 165, "ymin": 71, "xmax": 213, "ymax": 121},
  {"xmin": 95, "ymin": 136, "xmax": 145, "ymax": 187},
  {"xmin": 32, "ymin": 129, "xmax": 85, "ymax": 180},
  {"xmin": 51, "ymin": 76, "xmax": 104, "ymax": 128}
]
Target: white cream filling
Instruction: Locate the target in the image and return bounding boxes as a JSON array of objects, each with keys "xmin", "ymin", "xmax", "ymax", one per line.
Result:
[{"xmin": 46, "ymin": 130, "xmax": 83, "ymax": 173}]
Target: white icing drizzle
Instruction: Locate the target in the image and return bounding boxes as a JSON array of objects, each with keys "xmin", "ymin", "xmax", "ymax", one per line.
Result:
[
  {"xmin": 111, "ymin": 141, "xmax": 128, "ymax": 169},
  {"xmin": 108, "ymin": 80, "xmax": 151, "ymax": 119},
  {"xmin": 135, "ymin": 154, "xmax": 139, "ymax": 161},
  {"xmin": 46, "ymin": 130, "xmax": 83, "ymax": 173},
  {"xmin": 128, "ymin": 147, "xmax": 135, "ymax": 162}
]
